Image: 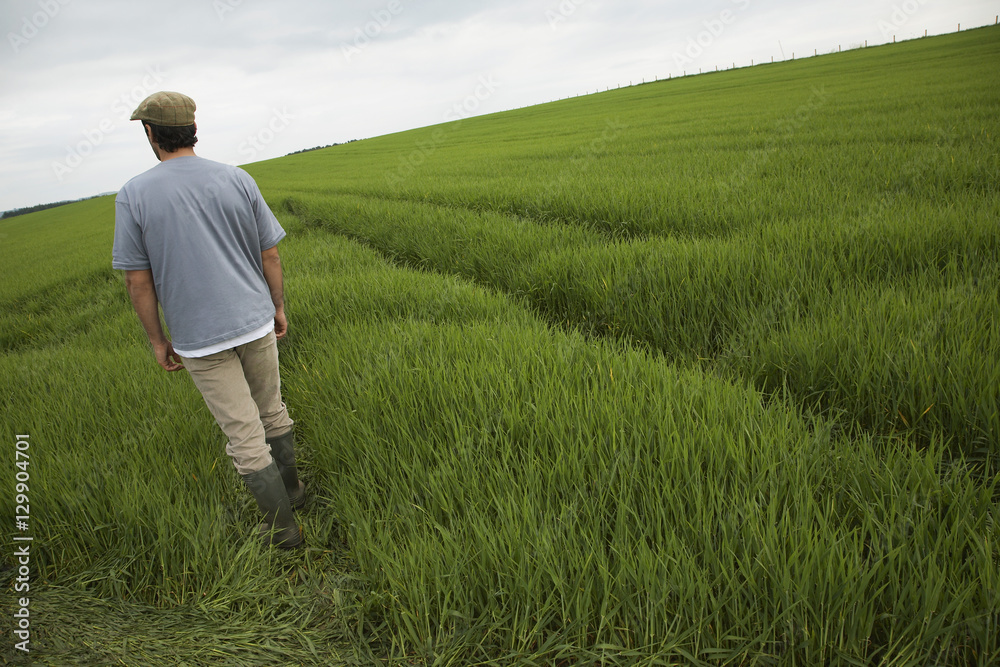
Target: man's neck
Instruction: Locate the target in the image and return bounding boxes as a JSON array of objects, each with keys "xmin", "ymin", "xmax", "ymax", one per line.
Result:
[{"xmin": 159, "ymin": 147, "xmax": 197, "ymax": 162}]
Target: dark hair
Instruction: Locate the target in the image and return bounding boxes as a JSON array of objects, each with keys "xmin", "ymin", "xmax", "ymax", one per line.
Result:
[{"xmin": 143, "ymin": 121, "xmax": 198, "ymax": 153}]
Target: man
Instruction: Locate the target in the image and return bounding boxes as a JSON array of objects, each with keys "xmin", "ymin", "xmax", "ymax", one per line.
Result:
[{"xmin": 112, "ymin": 91, "xmax": 304, "ymax": 548}]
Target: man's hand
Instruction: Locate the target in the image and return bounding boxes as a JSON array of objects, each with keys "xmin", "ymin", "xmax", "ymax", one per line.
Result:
[
  {"xmin": 274, "ymin": 307, "xmax": 288, "ymax": 340},
  {"xmin": 153, "ymin": 339, "xmax": 185, "ymax": 371},
  {"xmin": 125, "ymin": 270, "xmax": 186, "ymax": 372},
  {"xmin": 261, "ymin": 246, "xmax": 287, "ymax": 340}
]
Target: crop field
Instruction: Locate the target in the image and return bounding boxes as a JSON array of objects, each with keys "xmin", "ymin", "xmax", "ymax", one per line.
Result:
[{"xmin": 2, "ymin": 25, "xmax": 999, "ymax": 666}]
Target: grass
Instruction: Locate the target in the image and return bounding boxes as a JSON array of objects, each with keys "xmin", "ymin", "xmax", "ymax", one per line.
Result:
[{"xmin": 3, "ymin": 25, "xmax": 999, "ymax": 666}]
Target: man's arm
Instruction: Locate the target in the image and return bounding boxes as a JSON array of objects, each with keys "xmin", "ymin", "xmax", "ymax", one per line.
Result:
[
  {"xmin": 261, "ymin": 245, "xmax": 287, "ymax": 340},
  {"xmin": 124, "ymin": 269, "xmax": 184, "ymax": 371}
]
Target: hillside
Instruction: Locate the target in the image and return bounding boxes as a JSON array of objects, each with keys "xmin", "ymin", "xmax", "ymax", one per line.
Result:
[
  {"xmin": 250, "ymin": 25, "xmax": 1000, "ymax": 454},
  {"xmin": 2, "ymin": 25, "xmax": 998, "ymax": 666}
]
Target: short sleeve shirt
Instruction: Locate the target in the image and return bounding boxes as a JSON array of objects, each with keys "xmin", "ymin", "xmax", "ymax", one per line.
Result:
[{"xmin": 112, "ymin": 156, "xmax": 286, "ymax": 351}]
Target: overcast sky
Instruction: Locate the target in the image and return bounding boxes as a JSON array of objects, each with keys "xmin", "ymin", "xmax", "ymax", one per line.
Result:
[{"xmin": 0, "ymin": 0, "xmax": 995, "ymax": 213}]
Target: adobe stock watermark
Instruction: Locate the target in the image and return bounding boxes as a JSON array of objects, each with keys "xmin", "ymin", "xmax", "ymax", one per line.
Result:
[
  {"xmin": 867, "ymin": 126, "xmax": 955, "ymax": 215},
  {"xmin": 772, "ymin": 85, "xmax": 831, "ymax": 140},
  {"xmin": 236, "ymin": 107, "xmax": 295, "ymax": 162},
  {"xmin": 13, "ymin": 434, "xmax": 33, "ymax": 653},
  {"xmin": 672, "ymin": 0, "xmax": 751, "ymax": 71},
  {"xmin": 386, "ymin": 74, "xmax": 500, "ymax": 186},
  {"xmin": 52, "ymin": 66, "xmax": 168, "ymax": 182},
  {"xmin": 543, "ymin": 117, "xmax": 628, "ymax": 200},
  {"xmin": 546, "ymin": 0, "xmax": 589, "ymax": 30},
  {"xmin": 719, "ymin": 84, "xmax": 830, "ymax": 196},
  {"xmin": 877, "ymin": 0, "xmax": 929, "ymax": 39},
  {"xmin": 341, "ymin": 0, "xmax": 404, "ymax": 62},
  {"xmin": 8, "ymin": 0, "xmax": 72, "ymax": 54},
  {"xmin": 442, "ymin": 75, "xmax": 501, "ymax": 123},
  {"xmin": 213, "ymin": 0, "xmax": 244, "ymax": 21}
]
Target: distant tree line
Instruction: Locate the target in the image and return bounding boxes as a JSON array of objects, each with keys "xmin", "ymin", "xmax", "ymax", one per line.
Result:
[
  {"xmin": 286, "ymin": 139, "xmax": 360, "ymax": 156},
  {"xmin": 3, "ymin": 200, "xmax": 73, "ymax": 219},
  {"xmin": 3, "ymin": 141, "xmax": 362, "ymax": 220},
  {"xmin": 2, "ymin": 193, "xmax": 115, "ymax": 220}
]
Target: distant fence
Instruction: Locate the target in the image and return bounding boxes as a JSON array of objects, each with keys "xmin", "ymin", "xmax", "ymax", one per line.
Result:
[{"xmin": 510, "ymin": 17, "xmax": 999, "ymax": 108}]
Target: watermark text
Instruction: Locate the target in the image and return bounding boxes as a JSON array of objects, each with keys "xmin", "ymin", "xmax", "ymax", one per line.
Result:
[
  {"xmin": 341, "ymin": 1, "xmax": 404, "ymax": 62},
  {"xmin": 8, "ymin": 0, "xmax": 73, "ymax": 54},
  {"xmin": 237, "ymin": 108, "xmax": 295, "ymax": 162},
  {"xmin": 52, "ymin": 66, "xmax": 168, "ymax": 182},
  {"xmin": 673, "ymin": 0, "xmax": 751, "ymax": 70},
  {"xmin": 547, "ymin": 0, "xmax": 589, "ymax": 30},
  {"xmin": 386, "ymin": 74, "xmax": 500, "ymax": 186},
  {"xmin": 13, "ymin": 434, "xmax": 32, "ymax": 653},
  {"xmin": 878, "ymin": 0, "xmax": 930, "ymax": 39}
]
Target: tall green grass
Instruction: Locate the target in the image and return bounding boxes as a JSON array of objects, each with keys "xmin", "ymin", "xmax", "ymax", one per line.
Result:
[
  {"xmin": 3, "ymin": 25, "xmax": 999, "ymax": 666},
  {"xmin": 254, "ymin": 26, "xmax": 1000, "ymax": 455},
  {"xmin": 280, "ymin": 191, "xmax": 999, "ymax": 454},
  {"xmin": 292, "ymin": 314, "xmax": 998, "ymax": 663}
]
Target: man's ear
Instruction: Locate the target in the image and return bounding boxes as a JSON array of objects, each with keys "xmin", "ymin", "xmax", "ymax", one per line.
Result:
[{"xmin": 143, "ymin": 123, "xmax": 162, "ymax": 161}]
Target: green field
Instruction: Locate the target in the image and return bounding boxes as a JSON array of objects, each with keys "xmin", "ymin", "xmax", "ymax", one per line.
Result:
[{"xmin": 3, "ymin": 26, "xmax": 999, "ymax": 666}]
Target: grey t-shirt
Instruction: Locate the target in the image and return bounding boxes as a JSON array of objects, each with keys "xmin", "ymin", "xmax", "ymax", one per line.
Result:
[{"xmin": 112, "ymin": 156, "xmax": 286, "ymax": 351}]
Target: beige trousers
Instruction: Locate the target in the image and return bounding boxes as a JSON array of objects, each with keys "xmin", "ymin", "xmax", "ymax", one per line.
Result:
[{"xmin": 180, "ymin": 331, "xmax": 294, "ymax": 474}]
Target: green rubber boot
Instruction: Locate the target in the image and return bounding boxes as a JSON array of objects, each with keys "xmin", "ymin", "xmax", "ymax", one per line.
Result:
[
  {"xmin": 266, "ymin": 430, "xmax": 305, "ymax": 510},
  {"xmin": 241, "ymin": 461, "xmax": 303, "ymax": 549}
]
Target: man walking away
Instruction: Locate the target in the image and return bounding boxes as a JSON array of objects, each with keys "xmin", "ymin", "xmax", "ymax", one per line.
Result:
[{"xmin": 112, "ymin": 91, "xmax": 305, "ymax": 548}]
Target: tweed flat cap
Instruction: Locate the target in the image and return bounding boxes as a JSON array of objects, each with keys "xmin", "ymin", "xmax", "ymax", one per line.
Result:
[{"xmin": 130, "ymin": 91, "xmax": 196, "ymax": 126}]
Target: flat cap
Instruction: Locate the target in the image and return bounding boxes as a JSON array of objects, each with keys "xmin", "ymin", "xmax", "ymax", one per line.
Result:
[{"xmin": 130, "ymin": 91, "xmax": 196, "ymax": 126}]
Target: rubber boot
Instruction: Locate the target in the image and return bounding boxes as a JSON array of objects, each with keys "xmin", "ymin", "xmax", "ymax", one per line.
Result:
[
  {"xmin": 241, "ymin": 461, "xmax": 303, "ymax": 549},
  {"xmin": 266, "ymin": 430, "xmax": 305, "ymax": 510}
]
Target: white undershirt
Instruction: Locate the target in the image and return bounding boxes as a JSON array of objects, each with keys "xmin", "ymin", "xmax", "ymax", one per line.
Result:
[{"xmin": 173, "ymin": 320, "xmax": 274, "ymax": 358}]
